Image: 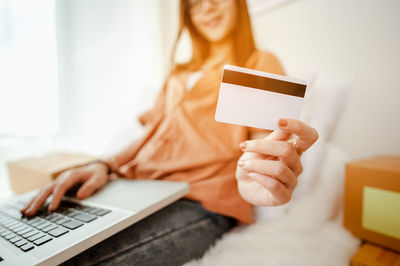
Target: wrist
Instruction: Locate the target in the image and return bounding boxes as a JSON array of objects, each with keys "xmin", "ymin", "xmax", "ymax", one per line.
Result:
[
  {"xmin": 104, "ymin": 157, "xmax": 119, "ymax": 174},
  {"xmin": 90, "ymin": 160, "xmax": 112, "ymax": 175}
]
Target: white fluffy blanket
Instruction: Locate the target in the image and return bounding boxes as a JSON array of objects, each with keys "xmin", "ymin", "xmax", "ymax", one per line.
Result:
[{"xmin": 186, "ymin": 144, "xmax": 360, "ymax": 266}]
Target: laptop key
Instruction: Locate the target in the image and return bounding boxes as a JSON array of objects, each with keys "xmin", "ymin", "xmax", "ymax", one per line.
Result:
[
  {"xmin": 41, "ymin": 224, "xmax": 58, "ymax": 233},
  {"xmin": 21, "ymin": 229, "xmax": 40, "ymax": 238},
  {"xmin": 26, "ymin": 217, "xmax": 41, "ymax": 225},
  {"xmin": 49, "ymin": 215, "xmax": 63, "ymax": 223},
  {"xmin": 3, "ymin": 219, "xmax": 18, "ymax": 226},
  {"xmin": 14, "ymin": 225, "xmax": 30, "ymax": 234},
  {"xmin": 11, "ymin": 222, "xmax": 27, "ymax": 230},
  {"xmin": 27, "ymin": 232, "xmax": 45, "ymax": 242},
  {"xmin": 5, "ymin": 222, "xmax": 20, "ymax": 230},
  {"xmin": 9, "ymin": 236, "xmax": 22, "ymax": 244},
  {"xmin": 94, "ymin": 209, "xmax": 111, "ymax": 216},
  {"xmin": 55, "ymin": 217, "xmax": 71, "ymax": 225},
  {"xmin": 20, "ymin": 243, "xmax": 34, "ymax": 252},
  {"xmin": 48, "ymin": 227, "xmax": 69, "ymax": 237},
  {"xmin": 17, "ymin": 227, "xmax": 33, "ymax": 236},
  {"xmin": 36, "ymin": 221, "xmax": 53, "ymax": 230},
  {"xmin": 1, "ymin": 219, "xmax": 15, "ymax": 226},
  {"xmin": 73, "ymin": 213, "xmax": 97, "ymax": 223},
  {"xmin": 5, "ymin": 233, "xmax": 17, "ymax": 240},
  {"xmin": 33, "ymin": 235, "xmax": 52, "ymax": 246},
  {"xmin": 43, "ymin": 213, "xmax": 56, "ymax": 220},
  {"xmin": 30, "ymin": 219, "xmax": 46, "ymax": 228},
  {"xmin": 1, "ymin": 230, "xmax": 12, "ymax": 237},
  {"xmin": 22, "ymin": 229, "xmax": 39, "ymax": 238},
  {"xmin": 6, "ymin": 223, "xmax": 21, "ymax": 231},
  {"xmin": 9, "ymin": 223, "xmax": 25, "ymax": 231},
  {"xmin": 64, "ymin": 210, "xmax": 81, "ymax": 218},
  {"xmin": 62, "ymin": 220, "xmax": 83, "ymax": 230},
  {"xmin": 14, "ymin": 239, "xmax": 28, "ymax": 247},
  {"xmin": 84, "ymin": 207, "xmax": 100, "ymax": 214}
]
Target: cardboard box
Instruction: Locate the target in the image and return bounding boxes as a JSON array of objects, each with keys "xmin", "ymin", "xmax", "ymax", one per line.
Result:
[
  {"xmin": 7, "ymin": 152, "xmax": 98, "ymax": 194},
  {"xmin": 351, "ymin": 242, "xmax": 400, "ymax": 266},
  {"xmin": 344, "ymin": 156, "xmax": 400, "ymax": 252}
]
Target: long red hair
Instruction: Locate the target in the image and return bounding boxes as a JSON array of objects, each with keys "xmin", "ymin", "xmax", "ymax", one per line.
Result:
[{"xmin": 171, "ymin": 0, "xmax": 256, "ymax": 73}]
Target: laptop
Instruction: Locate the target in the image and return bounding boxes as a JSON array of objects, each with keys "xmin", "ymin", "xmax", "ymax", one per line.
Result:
[{"xmin": 0, "ymin": 179, "xmax": 189, "ymax": 265}]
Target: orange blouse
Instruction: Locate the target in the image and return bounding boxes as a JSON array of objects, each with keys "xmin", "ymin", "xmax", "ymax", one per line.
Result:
[{"xmin": 116, "ymin": 50, "xmax": 284, "ymax": 224}]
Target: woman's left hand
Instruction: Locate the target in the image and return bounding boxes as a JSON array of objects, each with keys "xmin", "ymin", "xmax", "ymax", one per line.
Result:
[{"xmin": 236, "ymin": 119, "xmax": 318, "ymax": 206}]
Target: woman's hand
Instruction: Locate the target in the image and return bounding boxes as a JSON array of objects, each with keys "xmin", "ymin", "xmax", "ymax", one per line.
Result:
[
  {"xmin": 21, "ymin": 162, "xmax": 110, "ymax": 216},
  {"xmin": 236, "ymin": 119, "xmax": 318, "ymax": 206}
]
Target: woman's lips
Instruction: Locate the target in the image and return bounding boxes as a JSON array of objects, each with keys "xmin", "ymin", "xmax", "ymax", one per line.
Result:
[{"xmin": 205, "ymin": 15, "xmax": 222, "ymax": 28}]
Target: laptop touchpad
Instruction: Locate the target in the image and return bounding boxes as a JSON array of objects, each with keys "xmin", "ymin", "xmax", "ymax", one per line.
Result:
[{"xmin": 79, "ymin": 179, "xmax": 188, "ymax": 211}]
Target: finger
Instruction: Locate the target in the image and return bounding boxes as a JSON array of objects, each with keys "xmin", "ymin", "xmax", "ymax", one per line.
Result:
[
  {"xmin": 265, "ymin": 130, "xmax": 291, "ymax": 141},
  {"xmin": 240, "ymin": 140, "xmax": 302, "ymax": 174},
  {"xmin": 22, "ymin": 187, "xmax": 53, "ymax": 213},
  {"xmin": 48, "ymin": 171, "xmax": 86, "ymax": 211},
  {"xmin": 247, "ymin": 172, "xmax": 291, "ymax": 205},
  {"xmin": 21, "ymin": 196, "xmax": 37, "ymax": 213},
  {"xmin": 250, "ymin": 131, "xmax": 291, "ymax": 161},
  {"xmin": 76, "ymin": 175, "xmax": 106, "ymax": 199},
  {"xmin": 278, "ymin": 118, "xmax": 319, "ymax": 151},
  {"xmin": 24, "ymin": 185, "xmax": 55, "ymax": 216},
  {"xmin": 239, "ymin": 159, "xmax": 297, "ymax": 189}
]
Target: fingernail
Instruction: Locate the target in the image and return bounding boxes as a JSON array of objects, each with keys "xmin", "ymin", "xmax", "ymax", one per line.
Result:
[
  {"xmin": 278, "ymin": 119, "xmax": 287, "ymax": 128},
  {"xmin": 239, "ymin": 142, "xmax": 247, "ymax": 151},
  {"xmin": 25, "ymin": 207, "xmax": 33, "ymax": 215},
  {"xmin": 238, "ymin": 160, "xmax": 244, "ymax": 167}
]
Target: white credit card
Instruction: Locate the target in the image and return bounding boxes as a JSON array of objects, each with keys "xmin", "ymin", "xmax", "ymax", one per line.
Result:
[{"xmin": 215, "ymin": 65, "xmax": 307, "ymax": 131}]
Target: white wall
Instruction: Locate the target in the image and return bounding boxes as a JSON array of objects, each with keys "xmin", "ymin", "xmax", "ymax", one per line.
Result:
[
  {"xmin": 251, "ymin": 0, "xmax": 400, "ymax": 159},
  {"xmin": 0, "ymin": 0, "xmax": 168, "ymax": 197},
  {"xmin": 163, "ymin": 0, "xmax": 400, "ymax": 159},
  {"xmin": 57, "ymin": 0, "xmax": 165, "ymax": 155}
]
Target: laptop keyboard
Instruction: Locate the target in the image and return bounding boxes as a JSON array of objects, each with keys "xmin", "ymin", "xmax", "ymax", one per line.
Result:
[{"xmin": 0, "ymin": 200, "xmax": 111, "ymax": 253}]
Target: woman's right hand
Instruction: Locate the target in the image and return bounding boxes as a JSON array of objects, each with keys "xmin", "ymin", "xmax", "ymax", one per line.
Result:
[{"xmin": 20, "ymin": 162, "xmax": 109, "ymax": 216}]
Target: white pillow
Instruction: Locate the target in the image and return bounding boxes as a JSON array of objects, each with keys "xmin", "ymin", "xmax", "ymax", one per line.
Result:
[
  {"xmin": 295, "ymin": 77, "xmax": 350, "ymax": 198},
  {"xmin": 255, "ymin": 75, "xmax": 350, "ymax": 222}
]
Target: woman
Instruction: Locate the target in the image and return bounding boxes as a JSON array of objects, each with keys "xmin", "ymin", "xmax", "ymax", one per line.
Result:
[{"xmin": 22, "ymin": 0, "xmax": 318, "ymax": 265}]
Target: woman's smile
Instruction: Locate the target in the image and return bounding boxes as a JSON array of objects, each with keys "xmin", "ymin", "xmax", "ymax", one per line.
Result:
[{"xmin": 203, "ymin": 14, "xmax": 223, "ymax": 28}]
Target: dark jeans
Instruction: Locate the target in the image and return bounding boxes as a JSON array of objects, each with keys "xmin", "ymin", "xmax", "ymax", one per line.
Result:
[{"xmin": 61, "ymin": 199, "xmax": 237, "ymax": 266}]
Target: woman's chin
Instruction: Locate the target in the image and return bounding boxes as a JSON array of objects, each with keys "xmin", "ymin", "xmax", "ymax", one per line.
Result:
[{"xmin": 203, "ymin": 32, "xmax": 229, "ymax": 44}]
